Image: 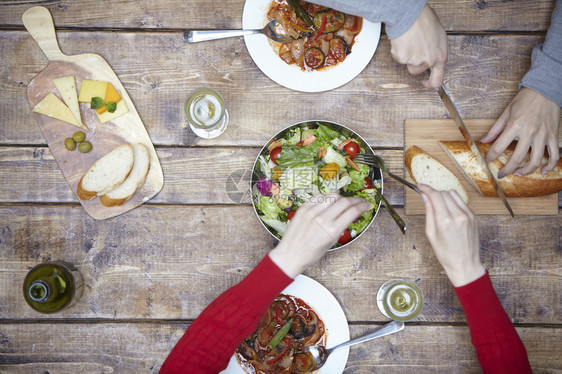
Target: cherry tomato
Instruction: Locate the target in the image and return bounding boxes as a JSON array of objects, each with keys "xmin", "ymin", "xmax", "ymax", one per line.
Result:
[
  {"xmin": 343, "ymin": 141, "xmax": 360, "ymax": 159},
  {"xmin": 363, "ymin": 177, "xmax": 374, "ymax": 189},
  {"xmin": 270, "ymin": 147, "xmax": 282, "ymax": 165},
  {"xmin": 287, "ymin": 210, "xmax": 296, "ymax": 221},
  {"xmin": 338, "ymin": 228, "xmax": 351, "ymax": 244}
]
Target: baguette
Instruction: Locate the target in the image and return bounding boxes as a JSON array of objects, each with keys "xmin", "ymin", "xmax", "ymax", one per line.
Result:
[
  {"xmin": 404, "ymin": 145, "xmax": 469, "ymax": 203},
  {"xmin": 439, "ymin": 141, "xmax": 562, "ymax": 197},
  {"xmin": 77, "ymin": 144, "xmax": 134, "ymax": 201},
  {"xmin": 99, "ymin": 144, "xmax": 150, "ymax": 207}
]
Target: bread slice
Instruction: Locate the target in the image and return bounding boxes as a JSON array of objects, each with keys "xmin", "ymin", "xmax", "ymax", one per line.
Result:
[
  {"xmin": 77, "ymin": 144, "xmax": 134, "ymax": 201},
  {"xmin": 440, "ymin": 141, "xmax": 562, "ymax": 197},
  {"xmin": 99, "ymin": 144, "xmax": 150, "ymax": 207},
  {"xmin": 405, "ymin": 145, "xmax": 469, "ymax": 203}
]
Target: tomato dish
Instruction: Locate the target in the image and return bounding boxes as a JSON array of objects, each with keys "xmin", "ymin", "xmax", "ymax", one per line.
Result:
[
  {"xmin": 267, "ymin": 0, "xmax": 362, "ymax": 70},
  {"xmin": 236, "ymin": 294, "xmax": 325, "ymax": 373}
]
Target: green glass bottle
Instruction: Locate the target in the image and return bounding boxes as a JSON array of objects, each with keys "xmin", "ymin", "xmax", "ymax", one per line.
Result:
[{"xmin": 23, "ymin": 261, "xmax": 83, "ymax": 313}]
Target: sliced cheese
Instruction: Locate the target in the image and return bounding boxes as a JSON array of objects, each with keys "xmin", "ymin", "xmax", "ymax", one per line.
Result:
[
  {"xmin": 32, "ymin": 93, "xmax": 82, "ymax": 128},
  {"xmin": 52, "ymin": 76, "xmax": 88, "ymax": 130},
  {"xmin": 78, "ymin": 80, "xmax": 108, "ymax": 103},
  {"xmin": 97, "ymin": 99, "xmax": 129, "ymax": 123}
]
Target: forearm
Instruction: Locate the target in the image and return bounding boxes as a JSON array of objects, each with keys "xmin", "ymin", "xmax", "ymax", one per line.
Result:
[
  {"xmin": 454, "ymin": 272, "xmax": 531, "ymax": 373},
  {"xmin": 520, "ymin": 0, "xmax": 562, "ymax": 107},
  {"xmin": 159, "ymin": 254, "xmax": 293, "ymax": 374},
  {"xmin": 309, "ymin": 0, "xmax": 427, "ymax": 39}
]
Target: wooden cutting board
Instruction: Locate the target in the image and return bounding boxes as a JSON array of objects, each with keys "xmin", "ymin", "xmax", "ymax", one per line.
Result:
[
  {"xmin": 23, "ymin": 6, "xmax": 163, "ymax": 220},
  {"xmin": 404, "ymin": 119, "xmax": 558, "ymax": 215}
]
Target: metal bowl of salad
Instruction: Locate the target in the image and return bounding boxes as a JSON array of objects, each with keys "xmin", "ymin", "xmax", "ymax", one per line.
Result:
[{"xmin": 250, "ymin": 120, "xmax": 383, "ymax": 250}]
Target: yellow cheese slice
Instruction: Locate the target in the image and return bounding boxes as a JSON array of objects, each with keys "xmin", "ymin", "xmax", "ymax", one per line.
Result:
[
  {"xmin": 97, "ymin": 99, "xmax": 129, "ymax": 123},
  {"xmin": 52, "ymin": 76, "xmax": 88, "ymax": 130},
  {"xmin": 32, "ymin": 93, "xmax": 82, "ymax": 128},
  {"xmin": 78, "ymin": 80, "xmax": 108, "ymax": 103}
]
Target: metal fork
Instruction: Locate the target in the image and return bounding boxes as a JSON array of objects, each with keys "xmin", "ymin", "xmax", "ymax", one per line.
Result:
[{"xmin": 355, "ymin": 154, "xmax": 422, "ymax": 194}]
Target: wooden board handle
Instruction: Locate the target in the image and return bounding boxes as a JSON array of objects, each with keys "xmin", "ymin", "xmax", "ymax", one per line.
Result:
[{"xmin": 22, "ymin": 6, "xmax": 64, "ymax": 61}]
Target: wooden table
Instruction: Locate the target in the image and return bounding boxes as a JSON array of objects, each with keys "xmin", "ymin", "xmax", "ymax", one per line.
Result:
[{"xmin": 1, "ymin": 1, "xmax": 560, "ymax": 372}]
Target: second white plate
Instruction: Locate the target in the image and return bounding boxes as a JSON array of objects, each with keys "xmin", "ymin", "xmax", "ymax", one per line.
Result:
[{"xmin": 222, "ymin": 274, "xmax": 350, "ymax": 373}]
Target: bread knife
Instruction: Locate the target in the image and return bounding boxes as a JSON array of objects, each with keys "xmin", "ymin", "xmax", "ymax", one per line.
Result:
[{"xmin": 437, "ymin": 84, "xmax": 514, "ymax": 217}]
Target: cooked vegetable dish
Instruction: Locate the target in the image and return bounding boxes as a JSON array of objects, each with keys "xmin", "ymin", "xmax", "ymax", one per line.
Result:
[
  {"xmin": 267, "ymin": 0, "xmax": 362, "ymax": 70},
  {"xmin": 236, "ymin": 294, "xmax": 325, "ymax": 373}
]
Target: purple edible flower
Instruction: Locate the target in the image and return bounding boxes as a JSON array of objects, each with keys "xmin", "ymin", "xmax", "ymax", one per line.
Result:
[{"xmin": 257, "ymin": 178, "xmax": 274, "ymax": 196}]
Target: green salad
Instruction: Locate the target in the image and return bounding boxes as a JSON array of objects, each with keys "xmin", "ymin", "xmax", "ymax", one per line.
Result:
[{"xmin": 252, "ymin": 122, "xmax": 381, "ymax": 247}]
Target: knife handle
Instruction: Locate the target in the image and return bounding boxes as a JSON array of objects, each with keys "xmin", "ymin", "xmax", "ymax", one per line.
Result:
[{"xmin": 22, "ymin": 6, "xmax": 64, "ymax": 61}]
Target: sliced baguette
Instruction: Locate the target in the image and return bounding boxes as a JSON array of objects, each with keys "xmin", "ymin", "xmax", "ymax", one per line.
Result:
[
  {"xmin": 405, "ymin": 145, "xmax": 469, "ymax": 203},
  {"xmin": 99, "ymin": 144, "xmax": 150, "ymax": 207},
  {"xmin": 77, "ymin": 144, "xmax": 134, "ymax": 201},
  {"xmin": 440, "ymin": 141, "xmax": 562, "ymax": 197}
]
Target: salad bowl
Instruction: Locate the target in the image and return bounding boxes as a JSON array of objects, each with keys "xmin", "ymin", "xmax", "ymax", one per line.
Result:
[{"xmin": 250, "ymin": 120, "xmax": 383, "ymax": 250}]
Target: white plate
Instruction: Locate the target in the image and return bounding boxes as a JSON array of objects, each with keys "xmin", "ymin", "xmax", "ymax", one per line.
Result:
[
  {"xmin": 242, "ymin": 0, "xmax": 381, "ymax": 92},
  {"xmin": 222, "ymin": 275, "xmax": 350, "ymax": 374}
]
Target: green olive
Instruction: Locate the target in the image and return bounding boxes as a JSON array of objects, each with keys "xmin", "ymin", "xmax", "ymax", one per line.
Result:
[
  {"xmin": 73, "ymin": 131, "xmax": 86, "ymax": 143},
  {"xmin": 78, "ymin": 141, "xmax": 92, "ymax": 153},
  {"xmin": 65, "ymin": 138, "xmax": 76, "ymax": 151}
]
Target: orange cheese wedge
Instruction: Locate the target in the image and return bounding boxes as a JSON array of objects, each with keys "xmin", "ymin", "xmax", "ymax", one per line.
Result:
[{"xmin": 96, "ymin": 83, "xmax": 122, "ymax": 114}]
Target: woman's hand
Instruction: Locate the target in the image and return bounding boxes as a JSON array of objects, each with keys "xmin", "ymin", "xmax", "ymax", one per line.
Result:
[
  {"xmin": 480, "ymin": 88, "xmax": 561, "ymax": 177},
  {"xmin": 390, "ymin": 4, "xmax": 448, "ymax": 89},
  {"xmin": 269, "ymin": 194, "xmax": 370, "ymax": 278},
  {"xmin": 419, "ymin": 185, "xmax": 485, "ymax": 287}
]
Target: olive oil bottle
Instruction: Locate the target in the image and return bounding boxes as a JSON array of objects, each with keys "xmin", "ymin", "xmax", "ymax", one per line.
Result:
[{"xmin": 23, "ymin": 261, "xmax": 83, "ymax": 313}]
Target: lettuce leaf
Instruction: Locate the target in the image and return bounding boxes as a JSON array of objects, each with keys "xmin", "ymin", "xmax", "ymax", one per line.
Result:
[
  {"xmin": 323, "ymin": 146, "xmax": 347, "ymax": 169},
  {"xmin": 260, "ymin": 217, "xmax": 287, "ymax": 237},
  {"xmin": 347, "ymin": 163, "xmax": 371, "ymax": 192},
  {"xmin": 257, "ymin": 196, "xmax": 285, "ymax": 220},
  {"xmin": 277, "ymin": 145, "xmax": 316, "ymax": 169}
]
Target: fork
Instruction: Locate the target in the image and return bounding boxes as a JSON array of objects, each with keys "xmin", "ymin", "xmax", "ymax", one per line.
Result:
[
  {"xmin": 354, "ymin": 154, "xmax": 422, "ymax": 194},
  {"xmin": 184, "ymin": 19, "xmax": 306, "ymax": 43}
]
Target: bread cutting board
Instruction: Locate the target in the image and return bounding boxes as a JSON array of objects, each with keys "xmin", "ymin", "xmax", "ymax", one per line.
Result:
[
  {"xmin": 23, "ymin": 6, "xmax": 163, "ymax": 220},
  {"xmin": 404, "ymin": 119, "xmax": 558, "ymax": 215}
]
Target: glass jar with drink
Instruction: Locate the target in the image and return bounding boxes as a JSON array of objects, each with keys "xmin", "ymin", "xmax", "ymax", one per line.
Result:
[
  {"xmin": 376, "ymin": 279, "xmax": 423, "ymax": 321},
  {"xmin": 184, "ymin": 87, "xmax": 229, "ymax": 139}
]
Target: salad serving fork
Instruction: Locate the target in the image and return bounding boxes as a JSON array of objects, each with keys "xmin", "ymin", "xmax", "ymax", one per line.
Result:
[{"xmin": 355, "ymin": 153, "xmax": 422, "ymax": 194}]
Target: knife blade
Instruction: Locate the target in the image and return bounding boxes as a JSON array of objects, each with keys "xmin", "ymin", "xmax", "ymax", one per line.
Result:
[{"xmin": 437, "ymin": 84, "xmax": 514, "ymax": 217}]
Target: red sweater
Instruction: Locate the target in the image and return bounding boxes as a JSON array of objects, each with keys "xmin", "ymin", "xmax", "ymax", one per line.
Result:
[
  {"xmin": 453, "ymin": 272, "xmax": 532, "ymax": 373},
  {"xmin": 160, "ymin": 257, "xmax": 531, "ymax": 373}
]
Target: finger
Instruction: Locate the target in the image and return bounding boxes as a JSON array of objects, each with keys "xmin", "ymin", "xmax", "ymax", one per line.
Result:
[
  {"xmin": 304, "ymin": 193, "xmax": 341, "ymax": 214},
  {"xmin": 480, "ymin": 108, "xmax": 510, "ymax": 144},
  {"xmin": 514, "ymin": 138, "xmax": 546, "ymax": 176},
  {"xmin": 420, "ymin": 187, "xmax": 437, "ymax": 238},
  {"xmin": 332, "ymin": 198, "xmax": 371, "ymax": 229},
  {"xmin": 498, "ymin": 139, "xmax": 531, "ymax": 178},
  {"xmin": 407, "ymin": 62, "xmax": 430, "ymax": 76},
  {"xmin": 444, "ymin": 190, "xmax": 473, "ymax": 220},
  {"xmin": 486, "ymin": 126, "xmax": 521, "ymax": 165},
  {"xmin": 422, "ymin": 61, "xmax": 445, "ymax": 89},
  {"xmin": 542, "ymin": 137, "xmax": 560, "ymax": 174}
]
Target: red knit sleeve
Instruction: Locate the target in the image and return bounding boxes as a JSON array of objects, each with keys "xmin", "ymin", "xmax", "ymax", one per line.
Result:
[
  {"xmin": 159, "ymin": 254, "xmax": 293, "ymax": 374},
  {"xmin": 453, "ymin": 272, "xmax": 532, "ymax": 373}
]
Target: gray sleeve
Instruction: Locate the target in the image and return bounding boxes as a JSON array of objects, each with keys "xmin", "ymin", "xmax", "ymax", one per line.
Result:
[
  {"xmin": 520, "ymin": 0, "xmax": 562, "ymax": 107},
  {"xmin": 308, "ymin": 0, "xmax": 427, "ymax": 39}
]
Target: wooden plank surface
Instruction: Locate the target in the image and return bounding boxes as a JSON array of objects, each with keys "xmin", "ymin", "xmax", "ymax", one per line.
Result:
[
  {"xmin": 404, "ymin": 119, "xmax": 559, "ymax": 215},
  {"xmin": 0, "ymin": 205, "xmax": 559, "ymax": 323},
  {"xmin": 6, "ymin": 31, "xmax": 562, "ymax": 147},
  {"xmin": 0, "ymin": 0, "xmax": 561, "ymax": 372},
  {"xmin": 0, "ymin": 324, "xmax": 559, "ymax": 372},
  {"xmin": 0, "ymin": 0, "xmax": 556, "ymax": 32}
]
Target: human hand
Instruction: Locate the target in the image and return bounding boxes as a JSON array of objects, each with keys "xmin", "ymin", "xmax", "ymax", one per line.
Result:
[
  {"xmin": 419, "ymin": 185, "xmax": 485, "ymax": 287},
  {"xmin": 269, "ymin": 194, "xmax": 370, "ymax": 278},
  {"xmin": 480, "ymin": 88, "xmax": 561, "ymax": 178},
  {"xmin": 389, "ymin": 4, "xmax": 448, "ymax": 89}
]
